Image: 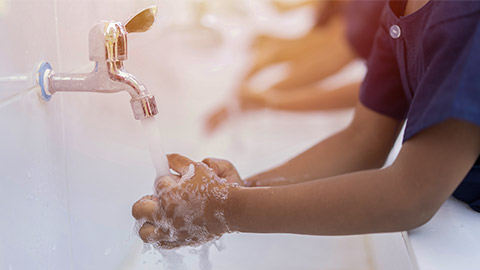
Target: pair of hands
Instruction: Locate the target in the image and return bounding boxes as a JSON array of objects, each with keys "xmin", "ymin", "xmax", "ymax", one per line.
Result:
[{"xmin": 132, "ymin": 154, "xmax": 244, "ymax": 249}]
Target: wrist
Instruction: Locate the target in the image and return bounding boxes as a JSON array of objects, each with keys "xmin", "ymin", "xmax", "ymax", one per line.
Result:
[{"xmin": 225, "ymin": 186, "xmax": 246, "ymax": 232}]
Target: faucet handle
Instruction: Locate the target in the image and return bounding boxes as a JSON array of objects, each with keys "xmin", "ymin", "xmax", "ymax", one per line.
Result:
[
  {"xmin": 125, "ymin": 6, "xmax": 158, "ymax": 33},
  {"xmin": 89, "ymin": 6, "xmax": 157, "ymax": 62}
]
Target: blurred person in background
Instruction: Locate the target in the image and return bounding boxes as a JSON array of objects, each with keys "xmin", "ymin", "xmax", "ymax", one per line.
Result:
[{"xmin": 206, "ymin": 0, "xmax": 386, "ymax": 133}]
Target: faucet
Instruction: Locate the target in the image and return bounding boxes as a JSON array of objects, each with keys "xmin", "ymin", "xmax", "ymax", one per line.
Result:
[{"xmin": 37, "ymin": 6, "xmax": 159, "ymax": 120}]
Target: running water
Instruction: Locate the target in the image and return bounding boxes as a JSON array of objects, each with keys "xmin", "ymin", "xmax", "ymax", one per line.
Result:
[
  {"xmin": 139, "ymin": 116, "xmax": 222, "ymax": 270},
  {"xmin": 140, "ymin": 117, "xmax": 170, "ymax": 178}
]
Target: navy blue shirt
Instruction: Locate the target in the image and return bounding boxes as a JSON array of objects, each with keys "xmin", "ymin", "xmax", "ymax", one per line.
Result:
[{"xmin": 360, "ymin": 0, "xmax": 480, "ymax": 211}]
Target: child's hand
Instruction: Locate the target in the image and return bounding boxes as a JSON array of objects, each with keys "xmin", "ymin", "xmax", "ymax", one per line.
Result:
[
  {"xmin": 204, "ymin": 85, "xmax": 266, "ymax": 134},
  {"xmin": 201, "ymin": 157, "xmax": 244, "ymax": 187},
  {"xmin": 132, "ymin": 154, "xmax": 241, "ymax": 249}
]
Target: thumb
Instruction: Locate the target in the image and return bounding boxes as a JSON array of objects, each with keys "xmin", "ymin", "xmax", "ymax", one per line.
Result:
[{"xmin": 167, "ymin": 154, "xmax": 196, "ymax": 175}]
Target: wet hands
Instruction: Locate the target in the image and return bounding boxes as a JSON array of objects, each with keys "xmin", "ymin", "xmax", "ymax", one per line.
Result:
[{"xmin": 132, "ymin": 154, "xmax": 243, "ymax": 249}]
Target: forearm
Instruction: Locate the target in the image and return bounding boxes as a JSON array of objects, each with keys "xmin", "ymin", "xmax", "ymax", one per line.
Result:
[
  {"xmin": 245, "ymin": 131, "xmax": 370, "ymax": 186},
  {"xmin": 245, "ymin": 104, "xmax": 402, "ymax": 187},
  {"xmin": 246, "ymin": 126, "xmax": 396, "ymax": 186},
  {"xmin": 247, "ymin": 22, "xmax": 343, "ymax": 81},
  {"xmin": 230, "ymin": 168, "xmax": 432, "ymax": 235},
  {"xmin": 233, "ymin": 120, "xmax": 480, "ymax": 235},
  {"xmin": 272, "ymin": 20, "xmax": 355, "ymax": 90}
]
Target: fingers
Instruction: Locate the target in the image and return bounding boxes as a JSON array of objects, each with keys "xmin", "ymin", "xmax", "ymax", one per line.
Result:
[
  {"xmin": 138, "ymin": 223, "xmax": 172, "ymax": 243},
  {"xmin": 132, "ymin": 196, "xmax": 158, "ymax": 223},
  {"xmin": 138, "ymin": 223, "xmax": 190, "ymax": 245},
  {"xmin": 205, "ymin": 106, "xmax": 230, "ymax": 134},
  {"xmin": 238, "ymin": 88, "xmax": 266, "ymax": 110},
  {"xmin": 155, "ymin": 174, "xmax": 180, "ymax": 195},
  {"xmin": 157, "ymin": 239, "xmax": 191, "ymax": 250},
  {"xmin": 243, "ymin": 180, "xmax": 257, "ymax": 187},
  {"xmin": 138, "ymin": 223, "xmax": 157, "ymax": 242},
  {"xmin": 243, "ymin": 173, "xmax": 272, "ymax": 187},
  {"xmin": 202, "ymin": 158, "xmax": 242, "ymax": 185},
  {"xmin": 167, "ymin": 154, "xmax": 196, "ymax": 175},
  {"xmin": 202, "ymin": 158, "xmax": 224, "ymax": 175}
]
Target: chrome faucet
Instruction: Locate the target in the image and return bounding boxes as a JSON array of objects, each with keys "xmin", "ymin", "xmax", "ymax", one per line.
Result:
[{"xmin": 37, "ymin": 6, "xmax": 159, "ymax": 120}]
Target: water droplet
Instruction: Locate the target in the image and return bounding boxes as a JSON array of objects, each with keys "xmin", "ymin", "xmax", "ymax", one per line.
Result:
[
  {"xmin": 142, "ymin": 243, "xmax": 152, "ymax": 254},
  {"xmin": 104, "ymin": 248, "xmax": 112, "ymax": 256},
  {"xmin": 52, "ymin": 244, "xmax": 56, "ymax": 251}
]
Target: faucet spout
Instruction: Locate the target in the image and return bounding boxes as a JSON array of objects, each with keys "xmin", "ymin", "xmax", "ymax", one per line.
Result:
[
  {"xmin": 36, "ymin": 6, "xmax": 160, "ymax": 120},
  {"xmin": 41, "ymin": 61, "xmax": 158, "ymax": 120},
  {"xmin": 108, "ymin": 62, "xmax": 158, "ymax": 120}
]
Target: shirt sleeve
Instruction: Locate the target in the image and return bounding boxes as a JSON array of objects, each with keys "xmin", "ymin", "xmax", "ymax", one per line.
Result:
[
  {"xmin": 359, "ymin": 17, "xmax": 409, "ymax": 120},
  {"xmin": 344, "ymin": 0, "xmax": 386, "ymax": 59},
  {"xmin": 404, "ymin": 14, "xmax": 480, "ymax": 140}
]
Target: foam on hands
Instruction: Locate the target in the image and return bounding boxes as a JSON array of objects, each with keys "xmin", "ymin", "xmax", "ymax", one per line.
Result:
[
  {"xmin": 139, "ymin": 117, "xmax": 233, "ymax": 270},
  {"xmin": 151, "ymin": 169, "xmax": 232, "ymax": 269},
  {"xmin": 149, "ymin": 168, "xmax": 231, "ymax": 249},
  {"xmin": 178, "ymin": 164, "xmax": 195, "ymax": 185}
]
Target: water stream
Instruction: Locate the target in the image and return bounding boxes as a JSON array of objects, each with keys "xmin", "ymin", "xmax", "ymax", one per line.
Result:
[
  {"xmin": 140, "ymin": 117, "xmax": 170, "ymax": 178},
  {"xmin": 139, "ymin": 116, "xmax": 216, "ymax": 270}
]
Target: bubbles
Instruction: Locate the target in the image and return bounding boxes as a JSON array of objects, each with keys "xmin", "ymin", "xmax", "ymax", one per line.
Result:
[
  {"xmin": 141, "ymin": 162, "xmax": 235, "ymax": 250},
  {"xmin": 178, "ymin": 164, "xmax": 195, "ymax": 185},
  {"xmin": 134, "ymin": 218, "xmax": 147, "ymax": 238},
  {"xmin": 214, "ymin": 210, "xmax": 230, "ymax": 233}
]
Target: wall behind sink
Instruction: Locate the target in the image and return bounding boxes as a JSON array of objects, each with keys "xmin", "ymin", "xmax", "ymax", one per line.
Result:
[
  {"xmin": 0, "ymin": 1, "xmax": 165, "ymax": 269},
  {"xmin": 1, "ymin": 0, "xmax": 354, "ymax": 269}
]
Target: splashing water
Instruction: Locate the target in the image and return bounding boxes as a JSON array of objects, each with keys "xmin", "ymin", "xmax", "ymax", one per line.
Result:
[
  {"xmin": 189, "ymin": 243, "xmax": 214, "ymax": 270},
  {"xmin": 140, "ymin": 117, "xmax": 170, "ymax": 178},
  {"xmin": 138, "ymin": 117, "xmax": 227, "ymax": 270},
  {"xmin": 159, "ymin": 250, "xmax": 188, "ymax": 270},
  {"xmin": 139, "ymin": 241, "xmax": 223, "ymax": 270}
]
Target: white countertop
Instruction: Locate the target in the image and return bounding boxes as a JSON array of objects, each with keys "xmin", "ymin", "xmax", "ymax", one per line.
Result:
[{"xmin": 407, "ymin": 198, "xmax": 480, "ymax": 270}]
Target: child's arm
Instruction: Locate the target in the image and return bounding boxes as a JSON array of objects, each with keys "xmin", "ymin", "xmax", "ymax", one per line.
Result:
[
  {"xmin": 227, "ymin": 118, "xmax": 480, "ymax": 235},
  {"xmin": 133, "ymin": 105, "xmax": 480, "ymax": 246},
  {"xmin": 246, "ymin": 103, "xmax": 402, "ymax": 187},
  {"xmin": 269, "ymin": 18, "xmax": 355, "ymax": 91}
]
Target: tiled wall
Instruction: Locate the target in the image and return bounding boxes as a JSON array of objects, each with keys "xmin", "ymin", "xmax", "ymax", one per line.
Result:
[
  {"xmin": 0, "ymin": 1, "xmax": 158, "ymax": 269},
  {"xmin": 1, "ymin": 0, "xmax": 256, "ymax": 268}
]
